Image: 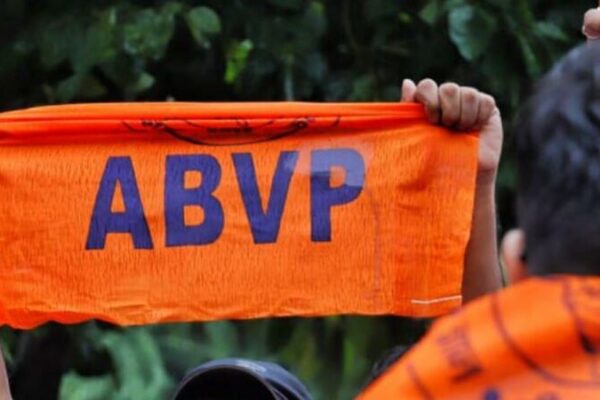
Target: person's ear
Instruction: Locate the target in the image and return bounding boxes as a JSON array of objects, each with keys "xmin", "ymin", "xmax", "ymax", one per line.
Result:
[{"xmin": 501, "ymin": 229, "xmax": 529, "ymax": 284}]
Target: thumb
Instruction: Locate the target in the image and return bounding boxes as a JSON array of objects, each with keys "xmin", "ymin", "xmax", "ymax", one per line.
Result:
[
  {"xmin": 401, "ymin": 79, "xmax": 417, "ymax": 102},
  {"xmin": 583, "ymin": 5, "xmax": 600, "ymax": 40}
]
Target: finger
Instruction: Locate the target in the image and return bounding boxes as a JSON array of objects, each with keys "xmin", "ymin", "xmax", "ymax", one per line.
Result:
[
  {"xmin": 583, "ymin": 7, "xmax": 600, "ymax": 40},
  {"xmin": 415, "ymin": 79, "xmax": 440, "ymax": 124},
  {"xmin": 401, "ymin": 79, "xmax": 417, "ymax": 102},
  {"xmin": 439, "ymin": 83, "xmax": 461, "ymax": 127},
  {"xmin": 458, "ymin": 87, "xmax": 481, "ymax": 131},
  {"xmin": 476, "ymin": 93, "xmax": 496, "ymax": 129}
]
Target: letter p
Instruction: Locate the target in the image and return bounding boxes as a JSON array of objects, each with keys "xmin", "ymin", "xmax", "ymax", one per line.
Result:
[{"xmin": 311, "ymin": 149, "xmax": 365, "ymax": 242}]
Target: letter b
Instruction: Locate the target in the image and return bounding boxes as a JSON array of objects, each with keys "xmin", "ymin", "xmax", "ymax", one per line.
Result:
[{"xmin": 165, "ymin": 155, "xmax": 224, "ymax": 246}]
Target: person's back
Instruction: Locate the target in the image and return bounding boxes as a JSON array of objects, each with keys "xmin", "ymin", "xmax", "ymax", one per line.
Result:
[{"xmin": 359, "ymin": 42, "xmax": 600, "ymax": 399}]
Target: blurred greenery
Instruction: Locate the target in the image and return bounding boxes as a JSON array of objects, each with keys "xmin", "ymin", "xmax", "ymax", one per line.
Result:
[{"xmin": 0, "ymin": 0, "xmax": 593, "ymax": 398}]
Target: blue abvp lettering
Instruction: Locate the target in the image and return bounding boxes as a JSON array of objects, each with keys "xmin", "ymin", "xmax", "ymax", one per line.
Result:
[
  {"xmin": 233, "ymin": 151, "xmax": 299, "ymax": 244},
  {"xmin": 311, "ymin": 149, "xmax": 365, "ymax": 242},
  {"xmin": 85, "ymin": 157, "xmax": 153, "ymax": 249},
  {"xmin": 86, "ymin": 149, "xmax": 365, "ymax": 249},
  {"xmin": 165, "ymin": 155, "xmax": 224, "ymax": 246}
]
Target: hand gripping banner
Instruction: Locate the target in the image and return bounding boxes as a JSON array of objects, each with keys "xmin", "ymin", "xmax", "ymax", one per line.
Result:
[{"xmin": 0, "ymin": 102, "xmax": 478, "ymax": 329}]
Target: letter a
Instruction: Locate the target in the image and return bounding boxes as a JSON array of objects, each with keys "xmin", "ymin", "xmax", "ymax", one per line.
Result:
[{"xmin": 86, "ymin": 157, "xmax": 153, "ymax": 249}]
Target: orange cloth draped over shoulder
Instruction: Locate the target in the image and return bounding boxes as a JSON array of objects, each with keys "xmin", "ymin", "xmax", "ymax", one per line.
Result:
[
  {"xmin": 359, "ymin": 276, "xmax": 600, "ymax": 400},
  {"xmin": 0, "ymin": 102, "xmax": 478, "ymax": 329}
]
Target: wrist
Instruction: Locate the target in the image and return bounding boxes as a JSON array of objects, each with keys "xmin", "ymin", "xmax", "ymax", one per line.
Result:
[
  {"xmin": 473, "ymin": 173, "xmax": 496, "ymax": 215},
  {"xmin": 476, "ymin": 169, "xmax": 498, "ymax": 189}
]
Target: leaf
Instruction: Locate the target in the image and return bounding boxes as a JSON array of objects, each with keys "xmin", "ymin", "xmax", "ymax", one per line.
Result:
[
  {"xmin": 123, "ymin": 8, "xmax": 177, "ymax": 60},
  {"xmin": 38, "ymin": 18, "xmax": 80, "ymax": 69},
  {"xmin": 419, "ymin": 0, "xmax": 442, "ymax": 26},
  {"xmin": 186, "ymin": 6, "xmax": 222, "ymax": 48},
  {"xmin": 126, "ymin": 72, "xmax": 155, "ymax": 97},
  {"xmin": 100, "ymin": 329, "xmax": 173, "ymax": 400},
  {"xmin": 340, "ymin": 319, "xmax": 374, "ymax": 387},
  {"xmin": 99, "ymin": 54, "xmax": 153, "ymax": 99},
  {"xmin": 70, "ymin": 9, "xmax": 118, "ymax": 73},
  {"xmin": 397, "ymin": 12, "xmax": 412, "ymax": 24},
  {"xmin": 59, "ymin": 372, "xmax": 116, "ymax": 400},
  {"xmin": 238, "ymin": 320, "xmax": 271, "ymax": 359},
  {"xmin": 203, "ymin": 321, "xmax": 239, "ymax": 359},
  {"xmin": 156, "ymin": 327, "xmax": 207, "ymax": 375},
  {"xmin": 162, "ymin": 1, "xmax": 183, "ymax": 16},
  {"xmin": 534, "ymin": 21, "xmax": 569, "ymax": 42},
  {"xmin": 225, "ymin": 39, "xmax": 254, "ymax": 84},
  {"xmin": 448, "ymin": 5, "xmax": 497, "ymax": 61},
  {"xmin": 54, "ymin": 75, "xmax": 82, "ymax": 102},
  {"xmin": 54, "ymin": 74, "xmax": 106, "ymax": 102},
  {"xmin": 516, "ymin": 35, "xmax": 542, "ymax": 78},
  {"xmin": 278, "ymin": 320, "xmax": 319, "ymax": 384}
]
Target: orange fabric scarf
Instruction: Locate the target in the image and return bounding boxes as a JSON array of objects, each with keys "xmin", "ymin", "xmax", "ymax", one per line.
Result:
[
  {"xmin": 359, "ymin": 276, "xmax": 600, "ymax": 399},
  {"xmin": 0, "ymin": 102, "xmax": 478, "ymax": 328}
]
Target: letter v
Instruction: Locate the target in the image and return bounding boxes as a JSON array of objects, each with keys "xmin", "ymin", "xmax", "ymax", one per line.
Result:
[{"xmin": 232, "ymin": 151, "xmax": 299, "ymax": 244}]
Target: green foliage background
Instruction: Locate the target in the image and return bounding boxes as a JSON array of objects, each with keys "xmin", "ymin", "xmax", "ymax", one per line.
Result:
[{"xmin": 0, "ymin": 0, "xmax": 593, "ymax": 398}]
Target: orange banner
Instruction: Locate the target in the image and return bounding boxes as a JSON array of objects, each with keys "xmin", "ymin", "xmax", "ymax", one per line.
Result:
[
  {"xmin": 359, "ymin": 276, "xmax": 600, "ymax": 400},
  {"xmin": 0, "ymin": 102, "xmax": 478, "ymax": 329}
]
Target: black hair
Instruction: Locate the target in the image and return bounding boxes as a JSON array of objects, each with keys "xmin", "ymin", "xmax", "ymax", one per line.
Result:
[
  {"xmin": 515, "ymin": 42, "xmax": 600, "ymax": 276},
  {"xmin": 362, "ymin": 345, "xmax": 410, "ymax": 389}
]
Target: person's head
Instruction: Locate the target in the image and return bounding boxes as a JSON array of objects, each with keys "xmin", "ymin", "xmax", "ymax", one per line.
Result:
[
  {"xmin": 172, "ymin": 358, "xmax": 312, "ymax": 400},
  {"xmin": 502, "ymin": 42, "xmax": 600, "ymax": 282}
]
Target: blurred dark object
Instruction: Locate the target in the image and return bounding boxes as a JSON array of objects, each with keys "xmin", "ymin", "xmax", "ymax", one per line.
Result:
[{"xmin": 173, "ymin": 358, "xmax": 312, "ymax": 400}]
